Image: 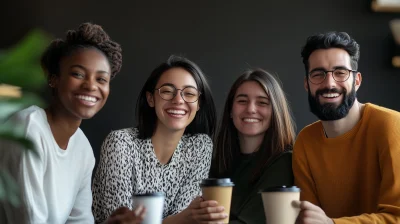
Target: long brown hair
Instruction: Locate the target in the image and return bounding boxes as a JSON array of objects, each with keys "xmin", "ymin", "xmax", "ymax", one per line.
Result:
[{"xmin": 211, "ymin": 69, "xmax": 296, "ymax": 181}]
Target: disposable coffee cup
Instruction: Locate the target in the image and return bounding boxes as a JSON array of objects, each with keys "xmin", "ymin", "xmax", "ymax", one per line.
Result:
[
  {"xmin": 132, "ymin": 192, "xmax": 164, "ymax": 224},
  {"xmin": 261, "ymin": 186, "xmax": 300, "ymax": 224},
  {"xmin": 200, "ymin": 178, "xmax": 234, "ymax": 224}
]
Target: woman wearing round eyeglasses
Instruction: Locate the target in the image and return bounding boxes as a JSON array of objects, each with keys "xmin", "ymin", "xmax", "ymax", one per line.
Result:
[{"xmin": 92, "ymin": 55, "xmax": 218, "ymax": 223}]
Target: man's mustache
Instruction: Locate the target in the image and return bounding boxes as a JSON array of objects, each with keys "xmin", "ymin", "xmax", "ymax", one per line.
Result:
[{"xmin": 315, "ymin": 88, "xmax": 344, "ymax": 96}]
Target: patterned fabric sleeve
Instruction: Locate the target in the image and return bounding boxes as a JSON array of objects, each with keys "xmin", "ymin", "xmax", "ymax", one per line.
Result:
[
  {"xmin": 92, "ymin": 129, "xmax": 134, "ymax": 224},
  {"xmin": 170, "ymin": 134, "xmax": 213, "ymax": 215}
]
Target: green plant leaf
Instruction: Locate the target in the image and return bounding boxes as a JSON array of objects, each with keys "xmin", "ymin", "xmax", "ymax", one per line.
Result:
[
  {"xmin": 0, "ymin": 170, "xmax": 20, "ymax": 207},
  {"xmin": 0, "ymin": 92, "xmax": 45, "ymax": 121},
  {"xmin": 0, "ymin": 29, "xmax": 47, "ymax": 209},
  {"xmin": 0, "ymin": 119, "xmax": 38, "ymax": 156},
  {"xmin": 0, "ymin": 132, "xmax": 36, "ymax": 155},
  {"xmin": 0, "ymin": 29, "xmax": 50, "ymax": 66},
  {"xmin": 0, "ymin": 173, "xmax": 5, "ymax": 201},
  {"xmin": 0, "ymin": 29, "xmax": 51, "ymax": 90},
  {"xmin": 0, "ymin": 66, "xmax": 45, "ymax": 89},
  {"xmin": 0, "ymin": 50, "xmax": 5, "ymax": 61},
  {"xmin": 0, "ymin": 122, "xmax": 24, "ymax": 135},
  {"xmin": 0, "ymin": 120, "xmax": 38, "ymax": 156}
]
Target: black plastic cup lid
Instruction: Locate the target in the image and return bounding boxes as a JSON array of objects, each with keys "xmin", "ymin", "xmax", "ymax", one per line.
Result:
[
  {"xmin": 200, "ymin": 178, "xmax": 235, "ymax": 187},
  {"xmin": 261, "ymin": 186, "xmax": 300, "ymax": 192},
  {"xmin": 133, "ymin": 192, "xmax": 165, "ymax": 197}
]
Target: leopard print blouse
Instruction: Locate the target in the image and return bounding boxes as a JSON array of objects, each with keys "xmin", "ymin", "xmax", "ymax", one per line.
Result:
[{"xmin": 92, "ymin": 128, "xmax": 213, "ymax": 223}]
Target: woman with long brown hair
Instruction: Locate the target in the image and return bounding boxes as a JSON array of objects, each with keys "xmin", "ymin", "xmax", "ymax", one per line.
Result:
[{"xmin": 210, "ymin": 68, "xmax": 296, "ymax": 223}]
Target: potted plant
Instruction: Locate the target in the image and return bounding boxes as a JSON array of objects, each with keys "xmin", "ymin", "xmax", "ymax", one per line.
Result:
[{"xmin": 0, "ymin": 29, "xmax": 50, "ymax": 223}]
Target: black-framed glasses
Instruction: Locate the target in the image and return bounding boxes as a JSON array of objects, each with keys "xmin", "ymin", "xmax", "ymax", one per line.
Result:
[
  {"xmin": 308, "ymin": 68, "xmax": 357, "ymax": 85},
  {"xmin": 155, "ymin": 85, "xmax": 201, "ymax": 103}
]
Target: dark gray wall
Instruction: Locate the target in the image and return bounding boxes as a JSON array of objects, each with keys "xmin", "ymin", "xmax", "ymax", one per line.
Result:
[{"xmin": 2, "ymin": 0, "xmax": 400, "ymax": 162}]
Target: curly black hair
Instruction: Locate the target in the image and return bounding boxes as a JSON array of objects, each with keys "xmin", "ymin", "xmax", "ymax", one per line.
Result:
[
  {"xmin": 301, "ymin": 31, "xmax": 360, "ymax": 76},
  {"xmin": 41, "ymin": 22, "xmax": 122, "ymax": 80}
]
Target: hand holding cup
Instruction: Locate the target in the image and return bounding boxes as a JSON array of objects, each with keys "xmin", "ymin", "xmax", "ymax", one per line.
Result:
[
  {"xmin": 187, "ymin": 196, "xmax": 228, "ymax": 223},
  {"xmin": 294, "ymin": 201, "xmax": 334, "ymax": 224},
  {"xmin": 199, "ymin": 178, "xmax": 235, "ymax": 224},
  {"xmin": 106, "ymin": 206, "xmax": 146, "ymax": 224},
  {"xmin": 132, "ymin": 192, "xmax": 164, "ymax": 224}
]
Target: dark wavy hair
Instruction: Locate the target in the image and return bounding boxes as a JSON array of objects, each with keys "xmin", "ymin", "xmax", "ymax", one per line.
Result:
[
  {"xmin": 136, "ymin": 55, "xmax": 217, "ymax": 139},
  {"xmin": 41, "ymin": 22, "xmax": 122, "ymax": 80},
  {"xmin": 301, "ymin": 31, "xmax": 360, "ymax": 75},
  {"xmin": 211, "ymin": 69, "xmax": 296, "ymax": 182}
]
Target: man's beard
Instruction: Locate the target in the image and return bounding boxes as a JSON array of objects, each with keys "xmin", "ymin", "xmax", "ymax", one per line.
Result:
[{"xmin": 308, "ymin": 83, "xmax": 356, "ymax": 121}]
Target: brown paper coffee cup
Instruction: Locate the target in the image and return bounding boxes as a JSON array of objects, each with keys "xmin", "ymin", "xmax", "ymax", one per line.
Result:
[
  {"xmin": 200, "ymin": 178, "xmax": 234, "ymax": 224},
  {"xmin": 261, "ymin": 186, "xmax": 300, "ymax": 224}
]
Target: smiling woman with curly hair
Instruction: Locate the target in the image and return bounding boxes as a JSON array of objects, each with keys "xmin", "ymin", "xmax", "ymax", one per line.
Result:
[{"xmin": 6, "ymin": 22, "xmax": 144, "ymax": 224}]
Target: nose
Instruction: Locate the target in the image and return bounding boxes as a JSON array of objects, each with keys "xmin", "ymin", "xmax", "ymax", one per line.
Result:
[
  {"xmin": 321, "ymin": 71, "xmax": 337, "ymax": 88},
  {"xmin": 82, "ymin": 76, "xmax": 97, "ymax": 91},
  {"xmin": 247, "ymin": 102, "xmax": 256, "ymax": 114},
  {"xmin": 171, "ymin": 90, "xmax": 184, "ymax": 104}
]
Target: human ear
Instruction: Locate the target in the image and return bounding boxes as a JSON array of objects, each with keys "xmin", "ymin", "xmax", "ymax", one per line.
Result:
[
  {"xmin": 49, "ymin": 74, "xmax": 58, "ymax": 88},
  {"xmin": 146, "ymin": 92, "xmax": 155, "ymax": 107},
  {"xmin": 304, "ymin": 77, "xmax": 309, "ymax": 92},
  {"xmin": 354, "ymin": 72, "xmax": 362, "ymax": 92}
]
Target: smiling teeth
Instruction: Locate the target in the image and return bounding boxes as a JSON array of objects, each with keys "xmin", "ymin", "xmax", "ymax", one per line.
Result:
[
  {"xmin": 243, "ymin": 118, "xmax": 260, "ymax": 123},
  {"xmin": 167, "ymin": 109, "xmax": 186, "ymax": 115},
  {"xmin": 76, "ymin": 95, "xmax": 97, "ymax": 102},
  {"xmin": 322, "ymin": 93, "xmax": 340, "ymax": 98}
]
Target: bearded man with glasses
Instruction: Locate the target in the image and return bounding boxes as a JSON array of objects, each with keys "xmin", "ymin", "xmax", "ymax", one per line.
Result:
[{"xmin": 293, "ymin": 31, "xmax": 400, "ymax": 224}]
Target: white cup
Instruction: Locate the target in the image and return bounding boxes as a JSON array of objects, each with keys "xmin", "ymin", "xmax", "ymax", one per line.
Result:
[
  {"xmin": 261, "ymin": 186, "xmax": 301, "ymax": 224},
  {"xmin": 132, "ymin": 192, "xmax": 164, "ymax": 224}
]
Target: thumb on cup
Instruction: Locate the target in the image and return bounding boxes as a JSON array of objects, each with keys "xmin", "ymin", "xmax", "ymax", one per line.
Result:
[
  {"xmin": 134, "ymin": 205, "xmax": 145, "ymax": 216},
  {"xmin": 292, "ymin": 200, "xmax": 301, "ymax": 208}
]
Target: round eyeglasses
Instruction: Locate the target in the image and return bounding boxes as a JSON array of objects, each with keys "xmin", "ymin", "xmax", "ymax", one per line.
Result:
[
  {"xmin": 308, "ymin": 68, "xmax": 357, "ymax": 85},
  {"xmin": 155, "ymin": 85, "xmax": 201, "ymax": 103}
]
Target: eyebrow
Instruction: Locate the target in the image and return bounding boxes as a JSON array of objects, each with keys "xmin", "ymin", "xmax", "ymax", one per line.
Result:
[
  {"xmin": 70, "ymin": 65, "xmax": 110, "ymax": 75},
  {"xmin": 235, "ymin": 94, "xmax": 269, "ymax": 100},
  {"xmin": 160, "ymin": 83, "xmax": 197, "ymax": 89},
  {"xmin": 309, "ymin": 65, "xmax": 351, "ymax": 73}
]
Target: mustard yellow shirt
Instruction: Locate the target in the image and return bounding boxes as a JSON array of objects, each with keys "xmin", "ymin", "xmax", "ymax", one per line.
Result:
[{"xmin": 293, "ymin": 103, "xmax": 400, "ymax": 223}]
